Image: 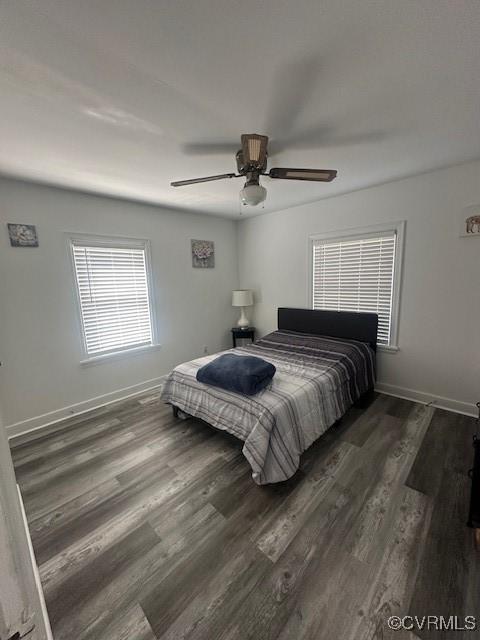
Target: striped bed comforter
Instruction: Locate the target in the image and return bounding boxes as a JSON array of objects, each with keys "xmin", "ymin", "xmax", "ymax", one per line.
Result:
[{"xmin": 160, "ymin": 330, "xmax": 375, "ymax": 484}]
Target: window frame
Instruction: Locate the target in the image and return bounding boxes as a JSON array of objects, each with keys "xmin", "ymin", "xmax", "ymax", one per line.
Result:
[
  {"xmin": 67, "ymin": 233, "xmax": 159, "ymax": 365},
  {"xmin": 308, "ymin": 221, "xmax": 405, "ymax": 352}
]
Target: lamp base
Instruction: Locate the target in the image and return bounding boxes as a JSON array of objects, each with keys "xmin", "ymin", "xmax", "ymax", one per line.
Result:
[{"xmin": 237, "ymin": 307, "xmax": 249, "ymax": 328}]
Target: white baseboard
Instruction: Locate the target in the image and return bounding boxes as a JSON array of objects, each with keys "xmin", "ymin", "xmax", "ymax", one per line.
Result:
[
  {"xmin": 375, "ymin": 382, "xmax": 478, "ymax": 417},
  {"xmin": 7, "ymin": 376, "xmax": 166, "ymax": 441}
]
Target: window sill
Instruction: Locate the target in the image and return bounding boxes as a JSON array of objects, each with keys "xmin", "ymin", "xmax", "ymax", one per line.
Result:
[
  {"xmin": 80, "ymin": 343, "xmax": 162, "ymax": 367},
  {"xmin": 378, "ymin": 344, "xmax": 399, "ymax": 354}
]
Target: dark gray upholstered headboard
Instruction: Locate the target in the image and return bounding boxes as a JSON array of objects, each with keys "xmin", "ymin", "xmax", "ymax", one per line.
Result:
[{"xmin": 277, "ymin": 308, "xmax": 378, "ymax": 352}]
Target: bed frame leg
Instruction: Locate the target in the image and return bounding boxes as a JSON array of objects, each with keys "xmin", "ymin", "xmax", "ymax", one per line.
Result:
[
  {"xmin": 356, "ymin": 388, "xmax": 376, "ymax": 409},
  {"xmin": 172, "ymin": 405, "xmax": 179, "ymax": 418}
]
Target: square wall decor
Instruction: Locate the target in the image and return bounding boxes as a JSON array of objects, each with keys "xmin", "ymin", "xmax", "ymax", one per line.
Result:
[
  {"xmin": 7, "ymin": 223, "xmax": 39, "ymax": 247},
  {"xmin": 191, "ymin": 239, "xmax": 215, "ymax": 268}
]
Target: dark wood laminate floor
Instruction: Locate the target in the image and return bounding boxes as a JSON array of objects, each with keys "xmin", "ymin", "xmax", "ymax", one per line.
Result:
[{"xmin": 10, "ymin": 392, "xmax": 480, "ymax": 640}]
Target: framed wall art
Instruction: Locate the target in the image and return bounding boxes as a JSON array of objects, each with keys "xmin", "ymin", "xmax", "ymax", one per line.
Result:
[
  {"xmin": 459, "ymin": 205, "xmax": 480, "ymax": 237},
  {"xmin": 191, "ymin": 239, "xmax": 215, "ymax": 268},
  {"xmin": 7, "ymin": 223, "xmax": 39, "ymax": 247}
]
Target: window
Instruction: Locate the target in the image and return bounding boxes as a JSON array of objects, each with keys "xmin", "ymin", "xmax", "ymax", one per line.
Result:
[
  {"xmin": 310, "ymin": 222, "xmax": 404, "ymax": 348},
  {"xmin": 70, "ymin": 236, "xmax": 155, "ymax": 360}
]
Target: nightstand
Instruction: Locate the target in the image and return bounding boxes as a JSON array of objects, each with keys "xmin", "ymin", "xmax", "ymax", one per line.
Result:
[{"xmin": 231, "ymin": 326, "xmax": 255, "ymax": 348}]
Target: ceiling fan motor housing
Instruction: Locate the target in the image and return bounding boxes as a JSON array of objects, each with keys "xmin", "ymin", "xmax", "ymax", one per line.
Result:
[{"xmin": 236, "ymin": 149, "xmax": 267, "ymax": 175}]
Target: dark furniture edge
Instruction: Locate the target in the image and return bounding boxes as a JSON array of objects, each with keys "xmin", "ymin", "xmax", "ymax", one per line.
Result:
[{"xmin": 277, "ymin": 307, "xmax": 378, "ymax": 352}]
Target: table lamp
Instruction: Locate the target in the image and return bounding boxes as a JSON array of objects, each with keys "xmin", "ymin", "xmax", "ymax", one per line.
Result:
[{"xmin": 232, "ymin": 290, "xmax": 253, "ymax": 328}]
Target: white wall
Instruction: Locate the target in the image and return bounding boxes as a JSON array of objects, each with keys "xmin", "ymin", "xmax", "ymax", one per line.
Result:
[
  {"xmin": 1, "ymin": 160, "xmax": 479, "ymax": 430},
  {"xmin": 238, "ymin": 160, "xmax": 480, "ymax": 415},
  {"xmin": 0, "ymin": 178, "xmax": 238, "ymax": 430}
]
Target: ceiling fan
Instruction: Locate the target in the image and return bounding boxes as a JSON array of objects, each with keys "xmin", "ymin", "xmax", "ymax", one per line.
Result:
[{"xmin": 171, "ymin": 134, "xmax": 337, "ymax": 206}]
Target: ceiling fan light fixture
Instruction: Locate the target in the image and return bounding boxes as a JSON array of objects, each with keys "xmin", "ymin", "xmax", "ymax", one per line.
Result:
[{"xmin": 240, "ymin": 183, "xmax": 267, "ymax": 206}]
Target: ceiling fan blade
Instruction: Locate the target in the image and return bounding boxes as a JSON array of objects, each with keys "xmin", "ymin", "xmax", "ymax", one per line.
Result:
[
  {"xmin": 264, "ymin": 54, "xmax": 322, "ymax": 140},
  {"xmin": 269, "ymin": 168, "xmax": 337, "ymax": 182},
  {"xmin": 182, "ymin": 142, "xmax": 239, "ymax": 155},
  {"xmin": 284, "ymin": 126, "xmax": 387, "ymax": 151},
  {"xmin": 171, "ymin": 173, "xmax": 238, "ymax": 187}
]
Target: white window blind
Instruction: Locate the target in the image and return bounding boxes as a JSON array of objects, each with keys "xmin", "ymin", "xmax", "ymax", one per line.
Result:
[
  {"xmin": 312, "ymin": 232, "xmax": 397, "ymax": 346},
  {"xmin": 71, "ymin": 241, "xmax": 154, "ymax": 357}
]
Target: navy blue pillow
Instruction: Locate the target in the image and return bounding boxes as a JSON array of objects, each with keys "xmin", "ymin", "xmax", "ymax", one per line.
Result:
[{"xmin": 196, "ymin": 354, "xmax": 276, "ymax": 395}]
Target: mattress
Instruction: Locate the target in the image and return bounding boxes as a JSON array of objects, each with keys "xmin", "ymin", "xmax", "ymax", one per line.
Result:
[{"xmin": 160, "ymin": 330, "xmax": 375, "ymax": 484}]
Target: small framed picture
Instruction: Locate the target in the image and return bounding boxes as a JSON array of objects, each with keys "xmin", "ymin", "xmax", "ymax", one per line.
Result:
[
  {"xmin": 459, "ymin": 205, "xmax": 480, "ymax": 237},
  {"xmin": 8, "ymin": 223, "xmax": 39, "ymax": 247},
  {"xmin": 191, "ymin": 239, "xmax": 215, "ymax": 268}
]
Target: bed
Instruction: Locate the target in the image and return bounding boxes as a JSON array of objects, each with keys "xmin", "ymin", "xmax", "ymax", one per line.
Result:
[{"xmin": 161, "ymin": 308, "xmax": 378, "ymax": 484}]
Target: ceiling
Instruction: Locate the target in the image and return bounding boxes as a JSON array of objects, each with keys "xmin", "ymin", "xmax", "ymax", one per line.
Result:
[{"xmin": 1, "ymin": 1, "xmax": 479, "ymax": 218}]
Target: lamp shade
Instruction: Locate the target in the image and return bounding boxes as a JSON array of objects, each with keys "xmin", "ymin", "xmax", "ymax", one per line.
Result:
[{"xmin": 232, "ymin": 289, "xmax": 253, "ymax": 307}]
